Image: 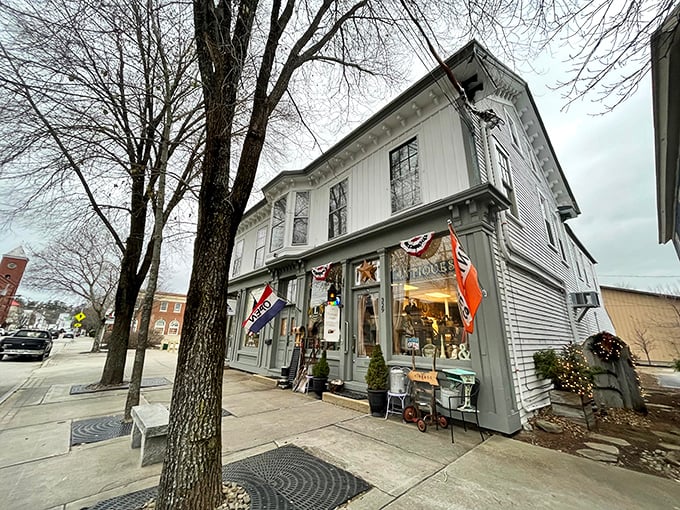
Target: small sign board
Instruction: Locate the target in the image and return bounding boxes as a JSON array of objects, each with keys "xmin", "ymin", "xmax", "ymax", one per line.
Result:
[
  {"xmin": 73, "ymin": 322, "xmax": 82, "ymax": 328},
  {"xmin": 406, "ymin": 337, "xmax": 419, "ymax": 350},
  {"xmin": 74, "ymin": 312, "xmax": 86, "ymax": 322},
  {"xmin": 407, "ymin": 370, "xmax": 439, "ymax": 386}
]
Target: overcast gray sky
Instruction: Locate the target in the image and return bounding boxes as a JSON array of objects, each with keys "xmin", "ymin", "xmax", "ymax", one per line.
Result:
[{"xmin": 2, "ymin": 44, "xmax": 678, "ymax": 302}]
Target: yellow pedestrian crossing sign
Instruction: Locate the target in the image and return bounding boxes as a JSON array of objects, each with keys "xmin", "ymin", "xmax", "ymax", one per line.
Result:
[{"xmin": 75, "ymin": 312, "xmax": 86, "ymax": 322}]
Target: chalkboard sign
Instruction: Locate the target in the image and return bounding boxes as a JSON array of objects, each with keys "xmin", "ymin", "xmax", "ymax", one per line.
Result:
[{"xmin": 287, "ymin": 347, "xmax": 301, "ymax": 385}]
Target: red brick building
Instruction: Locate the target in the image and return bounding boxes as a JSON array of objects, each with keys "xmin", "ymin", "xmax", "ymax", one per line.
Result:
[
  {"xmin": 132, "ymin": 290, "xmax": 186, "ymax": 345},
  {"xmin": 0, "ymin": 247, "xmax": 29, "ymax": 327}
]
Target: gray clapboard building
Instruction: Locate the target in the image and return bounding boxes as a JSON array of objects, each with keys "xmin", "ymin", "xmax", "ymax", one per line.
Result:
[{"xmin": 224, "ymin": 41, "xmax": 613, "ymax": 434}]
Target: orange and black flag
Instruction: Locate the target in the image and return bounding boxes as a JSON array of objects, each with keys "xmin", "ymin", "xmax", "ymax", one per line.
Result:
[{"xmin": 448, "ymin": 221, "xmax": 483, "ymax": 334}]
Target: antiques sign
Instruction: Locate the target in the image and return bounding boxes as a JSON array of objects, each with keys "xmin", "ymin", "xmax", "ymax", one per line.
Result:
[
  {"xmin": 407, "ymin": 370, "xmax": 439, "ymax": 386},
  {"xmin": 391, "ymin": 259, "xmax": 456, "ymax": 283}
]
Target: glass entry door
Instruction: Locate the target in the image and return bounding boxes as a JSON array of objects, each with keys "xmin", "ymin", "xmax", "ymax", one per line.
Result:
[
  {"xmin": 274, "ymin": 306, "xmax": 297, "ymax": 370},
  {"xmin": 351, "ymin": 290, "xmax": 380, "ymax": 382}
]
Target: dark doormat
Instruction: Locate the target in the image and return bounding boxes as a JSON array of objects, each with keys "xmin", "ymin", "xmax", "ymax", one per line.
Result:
[
  {"xmin": 85, "ymin": 444, "xmax": 370, "ymax": 509},
  {"xmin": 70, "ymin": 377, "xmax": 172, "ymax": 395},
  {"xmin": 71, "ymin": 415, "xmax": 132, "ymax": 446},
  {"xmin": 333, "ymin": 388, "xmax": 368, "ymax": 401}
]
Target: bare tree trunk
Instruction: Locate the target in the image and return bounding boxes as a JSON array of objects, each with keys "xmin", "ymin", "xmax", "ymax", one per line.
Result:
[
  {"xmin": 100, "ymin": 171, "xmax": 148, "ymax": 385},
  {"xmin": 90, "ymin": 322, "xmax": 105, "ymax": 353},
  {"xmin": 125, "ymin": 103, "xmax": 170, "ymax": 421}
]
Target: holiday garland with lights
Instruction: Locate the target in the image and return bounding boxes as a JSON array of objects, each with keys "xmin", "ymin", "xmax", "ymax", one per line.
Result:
[
  {"xmin": 534, "ymin": 344, "xmax": 594, "ymax": 398},
  {"xmin": 589, "ymin": 331, "xmax": 625, "ymax": 362}
]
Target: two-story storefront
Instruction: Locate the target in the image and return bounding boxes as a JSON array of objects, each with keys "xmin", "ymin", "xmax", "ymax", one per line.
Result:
[{"xmin": 223, "ymin": 41, "xmax": 613, "ymax": 434}]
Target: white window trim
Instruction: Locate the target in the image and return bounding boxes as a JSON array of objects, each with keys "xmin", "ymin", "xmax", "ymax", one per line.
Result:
[
  {"xmin": 232, "ymin": 239, "xmax": 244, "ymax": 277},
  {"xmin": 494, "ymin": 144, "xmax": 519, "ymax": 218},
  {"xmin": 389, "ymin": 136, "xmax": 422, "ymax": 214},
  {"xmin": 328, "ymin": 178, "xmax": 348, "ymax": 240},
  {"xmin": 159, "ymin": 301, "xmax": 168, "ymax": 312},
  {"xmin": 173, "ymin": 302, "xmax": 182, "ymax": 313},
  {"xmin": 154, "ymin": 319, "xmax": 166, "ymax": 334},
  {"xmin": 168, "ymin": 319, "xmax": 180, "ymax": 335},
  {"xmin": 505, "ymin": 109, "xmax": 522, "ymax": 153},
  {"xmin": 292, "ymin": 191, "xmax": 310, "ymax": 246},
  {"xmin": 254, "ymin": 227, "xmax": 267, "ymax": 269},
  {"xmin": 540, "ymin": 194, "xmax": 557, "ymax": 248}
]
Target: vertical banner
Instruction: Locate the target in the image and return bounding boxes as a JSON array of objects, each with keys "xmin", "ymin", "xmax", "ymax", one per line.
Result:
[
  {"xmin": 323, "ymin": 305, "xmax": 341, "ymax": 342},
  {"xmin": 448, "ymin": 221, "xmax": 483, "ymax": 334}
]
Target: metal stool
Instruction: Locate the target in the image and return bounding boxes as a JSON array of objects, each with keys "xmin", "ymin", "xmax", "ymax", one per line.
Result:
[{"xmin": 384, "ymin": 391, "xmax": 408, "ymax": 420}]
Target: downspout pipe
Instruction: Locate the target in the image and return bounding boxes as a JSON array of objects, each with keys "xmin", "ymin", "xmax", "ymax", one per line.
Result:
[{"xmin": 481, "ymin": 120, "xmax": 545, "ymax": 414}]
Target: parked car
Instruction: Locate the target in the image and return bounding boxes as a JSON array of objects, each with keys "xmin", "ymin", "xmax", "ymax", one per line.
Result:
[
  {"xmin": 63, "ymin": 332, "xmax": 74, "ymax": 339},
  {"xmin": 0, "ymin": 329, "xmax": 53, "ymax": 361}
]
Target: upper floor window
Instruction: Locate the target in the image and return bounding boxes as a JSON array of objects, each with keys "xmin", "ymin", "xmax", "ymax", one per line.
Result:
[
  {"xmin": 390, "ymin": 138, "xmax": 421, "ymax": 213},
  {"xmin": 254, "ymin": 227, "xmax": 266, "ymax": 269},
  {"xmin": 540, "ymin": 196, "xmax": 556, "ymax": 247},
  {"xmin": 506, "ymin": 110, "xmax": 521, "ymax": 149},
  {"xmin": 328, "ymin": 179, "xmax": 348, "ymax": 239},
  {"xmin": 285, "ymin": 278, "xmax": 298, "ymax": 303},
  {"xmin": 270, "ymin": 197, "xmax": 287, "ymax": 251},
  {"xmin": 168, "ymin": 319, "xmax": 180, "ymax": 335},
  {"xmin": 572, "ymin": 242, "xmax": 583, "ymax": 279},
  {"xmin": 173, "ymin": 302, "xmax": 182, "ymax": 313},
  {"xmin": 232, "ymin": 239, "xmax": 244, "ymax": 277},
  {"xmin": 496, "ymin": 145, "xmax": 518, "ymax": 217},
  {"xmin": 293, "ymin": 191, "xmax": 309, "ymax": 245},
  {"xmin": 159, "ymin": 301, "xmax": 168, "ymax": 312}
]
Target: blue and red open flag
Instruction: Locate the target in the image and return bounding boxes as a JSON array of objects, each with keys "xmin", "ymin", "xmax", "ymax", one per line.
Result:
[
  {"xmin": 242, "ymin": 284, "xmax": 287, "ymax": 335},
  {"xmin": 448, "ymin": 221, "xmax": 483, "ymax": 334}
]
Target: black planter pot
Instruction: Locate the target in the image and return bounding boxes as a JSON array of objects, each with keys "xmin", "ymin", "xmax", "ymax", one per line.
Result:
[
  {"xmin": 367, "ymin": 389, "xmax": 387, "ymax": 417},
  {"xmin": 312, "ymin": 377, "xmax": 327, "ymax": 399}
]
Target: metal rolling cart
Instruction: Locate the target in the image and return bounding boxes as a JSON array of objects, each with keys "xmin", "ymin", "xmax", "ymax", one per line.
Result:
[{"xmin": 402, "ymin": 349, "xmax": 449, "ymax": 433}]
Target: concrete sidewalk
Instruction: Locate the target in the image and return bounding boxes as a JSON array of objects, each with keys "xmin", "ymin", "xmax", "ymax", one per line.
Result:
[{"xmin": 1, "ymin": 338, "xmax": 679, "ymax": 510}]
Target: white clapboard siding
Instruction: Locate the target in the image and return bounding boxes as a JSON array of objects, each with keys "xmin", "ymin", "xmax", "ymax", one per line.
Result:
[
  {"xmin": 304, "ymin": 104, "xmax": 471, "ymax": 246},
  {"xmin": 505, "ymin": 266, "xmax": 574, "ymax": 420}
]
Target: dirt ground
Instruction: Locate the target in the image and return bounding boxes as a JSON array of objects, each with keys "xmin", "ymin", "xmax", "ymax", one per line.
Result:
[{"xmin": 513, "ymin": 369, "xmax": 680, "ymax": 483}]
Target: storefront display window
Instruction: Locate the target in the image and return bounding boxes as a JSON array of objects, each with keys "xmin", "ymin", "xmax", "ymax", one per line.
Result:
[
  {"xmin": 242, "ymin": 331, "xmax": 260, "ymax": 349},
  {"xmin": 390, "ymin": 236, "xmax": 470, "ymax": 360},
  {"xmin": 307, "ymin": 265, "xmax": 343, "ymax": 352},
  {"xmin": 240, "ymin": 285, "xmax": 264, "ymax": 349}
]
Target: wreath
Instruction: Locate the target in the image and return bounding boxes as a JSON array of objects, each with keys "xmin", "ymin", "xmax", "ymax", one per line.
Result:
[{"xmin": 589, "ymin": 331, "xmax": 625, "ymax": 362}]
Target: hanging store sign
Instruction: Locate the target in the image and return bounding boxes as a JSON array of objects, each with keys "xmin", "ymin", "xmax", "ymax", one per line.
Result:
[{"xmin": 323, "ymin": 305, "xmax": 341, "ymax": 342}]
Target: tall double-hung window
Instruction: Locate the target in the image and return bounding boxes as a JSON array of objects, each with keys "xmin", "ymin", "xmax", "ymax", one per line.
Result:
[
  {"xmin": 270, "ymin": 197, "xmax": 286, "ymax": 251},
  {"xmin": 540, "ymin": 195, "xmax": 556, "ymax": 247},
  {"xmin": 232, "ymin": 239, "xmax": 244, "ymax": 276},
  {"xmin": 254, "ymin": 227, "xmax": 266, "ymax": 268},
  {"xmin": 390, "ymin": 138, "xmax": 421, "ymax": 213},
  {"xmin": 328, "ymin": 179, "xmax": 347, "ymax": 239},
  {"xmin": 496, "ymin": 145, "xmax": 518, "ymax": 217},
  {"xmin": 293, "ymin": 191, "xmax": 309, "ymax": 245}
]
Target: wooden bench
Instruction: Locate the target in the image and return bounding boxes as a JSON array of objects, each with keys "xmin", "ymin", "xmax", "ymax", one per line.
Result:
[{"xmin": 130, "ymin": 403, "xmax": 170, "ymax": 467}]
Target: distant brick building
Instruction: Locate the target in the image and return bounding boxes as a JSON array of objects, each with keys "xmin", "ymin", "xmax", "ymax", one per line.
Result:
[
  {"xmin": 0, "ymin": 246, "xmax": 29, "ymax": 327},
  {"xmin": 132, "ymin": 290, "xmax": 186, "ymax": 345}
]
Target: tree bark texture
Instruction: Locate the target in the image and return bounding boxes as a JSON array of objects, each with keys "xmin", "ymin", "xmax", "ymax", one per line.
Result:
[
  {"xmin": 100, "ymin": 170, "xmax": 148, "ymax": 385},
  {"xmin": 125, "ymin": 107, "xmax": 170, "ymax": 421}
]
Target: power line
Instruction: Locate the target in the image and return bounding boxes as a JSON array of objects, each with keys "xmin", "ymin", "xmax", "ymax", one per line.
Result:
[{"xmin": 599, "ymin": 275, "xmax": 680, "ymax": 278}]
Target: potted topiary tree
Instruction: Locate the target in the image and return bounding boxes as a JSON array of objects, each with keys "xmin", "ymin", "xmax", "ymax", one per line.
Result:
[
  {"xmin": 365, "ymin": 344, "xmax": 389, "ymax": 416},
  {"xmin": 311, "ymin": 350, "xmax": 330, "ymax": 399}
]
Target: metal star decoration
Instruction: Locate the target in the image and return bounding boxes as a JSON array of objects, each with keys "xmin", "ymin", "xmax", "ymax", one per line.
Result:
[{"xmin": 357, "ymin": 260, "xmax": 377, "ymax": 283}]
